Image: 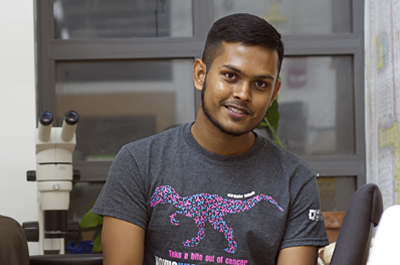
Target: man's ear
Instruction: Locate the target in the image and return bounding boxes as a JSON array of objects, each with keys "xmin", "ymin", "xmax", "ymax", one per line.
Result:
[
  {"xmin": 193, "ymin": 59, "xmax": 207, "ymax": 91},
  {"xmin": 269, "ymin": 79, "xmax": 281, "ymax": 107}
]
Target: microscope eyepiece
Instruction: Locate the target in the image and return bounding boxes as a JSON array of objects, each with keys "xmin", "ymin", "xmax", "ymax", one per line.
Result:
[
  {"xmin": 39, "ymin": 111, "xmax": 53, "ymax": 126},
  {"xmin": 61, "ymin": 111, "xmax": 79, "ymax": 141},
  {"xmin": 64, "ymin": 111, "xmax": 79, "ymax": 126},
  {"xmin": 38, "ymin": 111, "xmax": 53, "ymax": 141}
]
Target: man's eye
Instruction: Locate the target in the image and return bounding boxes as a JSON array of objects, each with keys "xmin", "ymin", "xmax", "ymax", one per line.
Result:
[
  {"xmin": 256, "ymin": 81, "xmax": 267, "ymax": 88},
  {"xmin": 225, "ymin": 73, "xmax": 235, "ymax": 79}
]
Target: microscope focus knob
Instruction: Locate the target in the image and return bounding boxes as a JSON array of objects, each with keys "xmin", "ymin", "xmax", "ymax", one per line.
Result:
[
  {"xmin": 22, "ymin": 221, "xmax": 39, "ymax": 242},
  {"xmin": 27, "ymin": 170, "xmax": 36, "ymax": 181}
]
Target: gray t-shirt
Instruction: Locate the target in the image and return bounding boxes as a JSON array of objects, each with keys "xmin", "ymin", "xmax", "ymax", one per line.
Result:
[{"xmin": 93, "ymin": 123, "xmax": 328, "ymax": 264}]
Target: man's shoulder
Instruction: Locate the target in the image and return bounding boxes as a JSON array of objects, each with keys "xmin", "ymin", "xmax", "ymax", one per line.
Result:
[
  {"xmin": 122, "ymin": 123, "xmax": 188, "ymax": 151},
  {"xmin": 111, "ymin": 124, "xmax": 189, "ymax": 166},
  {"xmin": 257, "ymin": 135, "xmax": 314, "ymax": 174},
  {"xmin": 256, "ymin": 135, "xmax": 299, "ymax": 160}
]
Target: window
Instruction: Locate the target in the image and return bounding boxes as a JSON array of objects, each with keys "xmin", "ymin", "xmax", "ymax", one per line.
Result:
[
  {"xmin": 213, "ymin": 0, "xmax": 352, "ymax": 35},
  {"xmin": 272, "ymin": 56, "xmax": 354, "ymax": 156},
  {"xmin": 53, "ymin": 0, "xmax": 193, "ymax": 38},
  {"xmin": 56, "ymin": 59, "xmax": 195, "ymax": 162},
  {"xmin": 36, "ymin": 0, "xmax": 364, "ymax": 216}
]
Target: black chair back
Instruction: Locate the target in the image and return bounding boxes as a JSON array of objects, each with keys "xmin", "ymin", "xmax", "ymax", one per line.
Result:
[{"xmin": 330, "ymin": 183, "xmax": 383, "ymax": 265}]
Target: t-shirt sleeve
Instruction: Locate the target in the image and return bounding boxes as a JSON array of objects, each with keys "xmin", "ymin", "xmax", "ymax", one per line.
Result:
[
  {"xmin": 92, "ymin": 145, "xmax": 149, "ymax": 230},
  {"xmin": 280, "ymin": 175, "xmax": 329, "ymax": 249}
]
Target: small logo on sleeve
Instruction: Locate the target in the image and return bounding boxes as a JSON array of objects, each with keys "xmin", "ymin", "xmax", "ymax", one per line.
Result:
[{"xmin": 308, "ymin": 209, "xmax": 324, "ymax": 221}]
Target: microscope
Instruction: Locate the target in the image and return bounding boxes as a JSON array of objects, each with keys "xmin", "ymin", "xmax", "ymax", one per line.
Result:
[{"xmin": 24, "ymin": 110, "xmax": 80, "ymax": 255}]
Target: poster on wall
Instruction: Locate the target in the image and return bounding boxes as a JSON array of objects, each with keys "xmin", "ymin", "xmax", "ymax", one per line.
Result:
[{"xmin": 365, "ymin": 0, "xmax": 400, "ymax": 208}]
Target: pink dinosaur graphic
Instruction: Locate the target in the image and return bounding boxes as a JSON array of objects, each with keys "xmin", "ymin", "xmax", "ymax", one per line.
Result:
[{"xmin": 149, "ymin": 185, "xmax": 284, "ymax": 253}]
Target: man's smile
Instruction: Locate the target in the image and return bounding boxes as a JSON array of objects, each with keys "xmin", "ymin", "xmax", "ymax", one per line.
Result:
[{"xmin": 223, "ymin": 102, "xmax": 252, "ymax": 119}]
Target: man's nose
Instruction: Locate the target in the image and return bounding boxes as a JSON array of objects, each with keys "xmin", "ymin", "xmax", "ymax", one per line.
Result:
[{"xmin": 233, "ymin": 82, "xmax": 251, "ymax": 102}]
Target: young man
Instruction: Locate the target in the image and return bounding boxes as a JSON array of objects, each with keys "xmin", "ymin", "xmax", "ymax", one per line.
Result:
[{"xmin": 93, "ymin": 13, "xmax": 328, "ymax": 265}]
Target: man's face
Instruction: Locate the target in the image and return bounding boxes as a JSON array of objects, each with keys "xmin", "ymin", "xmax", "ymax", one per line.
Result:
[{"xmin": 199, "ymin": 42, "xmax": 281, "ymax": 137}]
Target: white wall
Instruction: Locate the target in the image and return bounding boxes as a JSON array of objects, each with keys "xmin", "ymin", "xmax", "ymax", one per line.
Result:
[{"xmin": 0, "ymin": 0, "xmax": 38, "ymax": 254}]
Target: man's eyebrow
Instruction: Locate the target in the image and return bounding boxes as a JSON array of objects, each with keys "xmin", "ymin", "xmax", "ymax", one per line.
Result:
[{"xmin": 222, "ymin": 64, "xmax": 275, "ymax": 80}]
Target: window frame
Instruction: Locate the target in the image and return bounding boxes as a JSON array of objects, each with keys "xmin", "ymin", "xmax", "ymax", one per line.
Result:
[{"xmin": 35, "ymin": 0, "xmax": 365, "ymax": 187}]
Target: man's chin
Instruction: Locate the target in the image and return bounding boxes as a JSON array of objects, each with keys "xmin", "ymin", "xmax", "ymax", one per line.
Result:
[
  {"xmin": 214, "ymin": 123, "xmax": 252, "ymax": 137},
  {"xmin": 206, "ymin": 113, "xmax": 253, "ymax": 137}
]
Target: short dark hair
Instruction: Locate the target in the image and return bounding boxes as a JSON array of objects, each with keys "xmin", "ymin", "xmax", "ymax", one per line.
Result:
[{"xmin": 202, "ymin": 13, "xmax": 284, "ymax": 74}]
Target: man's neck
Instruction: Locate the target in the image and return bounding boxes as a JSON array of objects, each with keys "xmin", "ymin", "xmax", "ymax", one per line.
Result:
[{"xmin": 191, "ymin": 109, "xmax": 256, "ymax": 156}]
